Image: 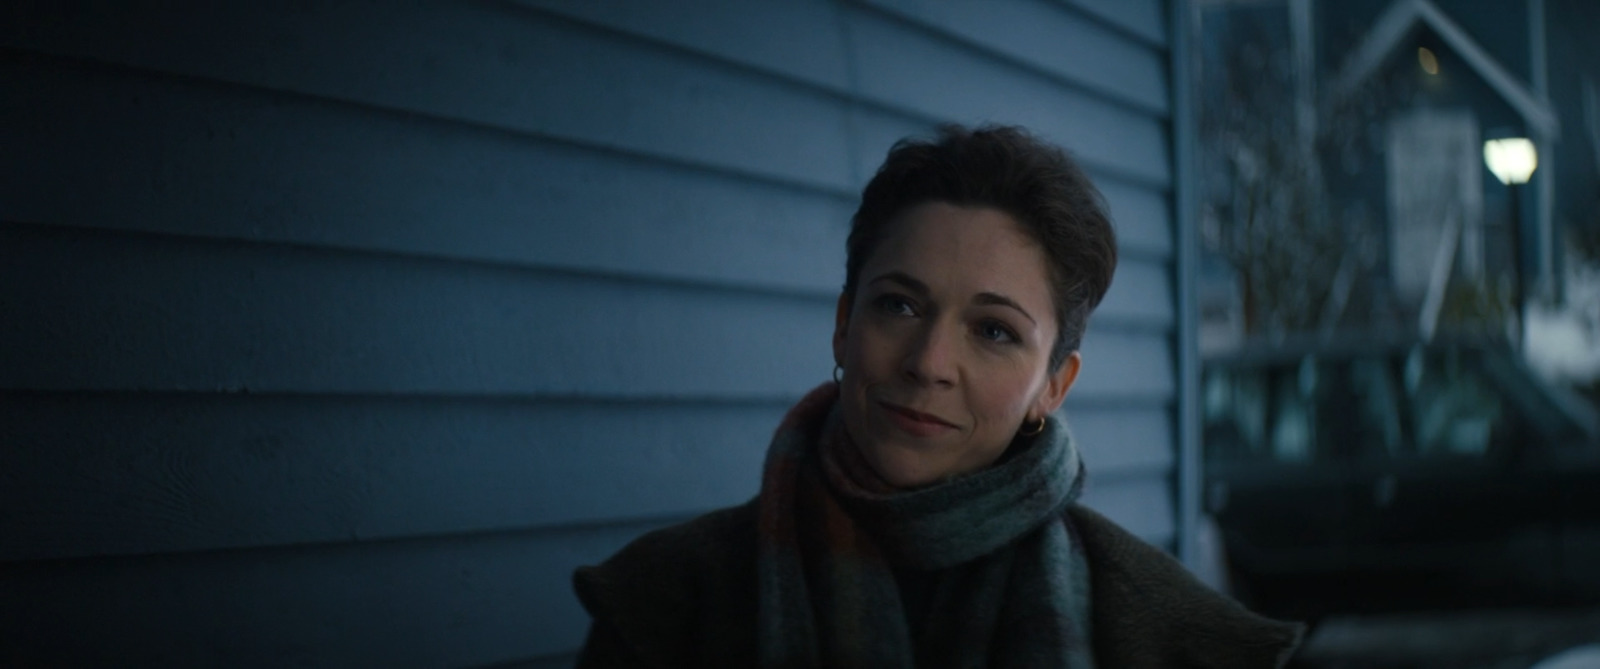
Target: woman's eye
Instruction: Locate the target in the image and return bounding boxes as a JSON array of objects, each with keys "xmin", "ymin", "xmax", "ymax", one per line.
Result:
[
  {"xmin": 978, "ymin": 321, "xmax": 1018, "ymax": 344},
  {"xmin": 875, "ymin": 295, "xmax": 916, "ymax": 317}
]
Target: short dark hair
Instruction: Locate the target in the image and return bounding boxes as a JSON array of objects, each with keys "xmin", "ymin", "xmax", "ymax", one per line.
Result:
[{"xmin": 843, "ymin": 124, "xmax": 1117, "ymax": 372}]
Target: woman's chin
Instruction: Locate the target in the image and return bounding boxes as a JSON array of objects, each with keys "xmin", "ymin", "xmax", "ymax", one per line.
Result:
[{"xmin": 862, "ymin": 442, "xmax": 961, "ymax": 489}]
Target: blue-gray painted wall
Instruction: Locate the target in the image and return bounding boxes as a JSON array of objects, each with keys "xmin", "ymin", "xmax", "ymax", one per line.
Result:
[{"xmin": 1, "ymin": 1, "xmax": 1186, "ymax": 666}]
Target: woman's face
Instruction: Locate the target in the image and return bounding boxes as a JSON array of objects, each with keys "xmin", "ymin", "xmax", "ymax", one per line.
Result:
[{"xmin": 833, "ymin": 202, "xmax": 1081, "ymax": 489}]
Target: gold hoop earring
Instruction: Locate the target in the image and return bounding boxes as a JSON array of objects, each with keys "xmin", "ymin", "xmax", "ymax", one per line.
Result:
[
  {"xmin": 833, "ymin": 365, "xmax": 843, "ymax": 385},
  {"xmin": 1021, "ymin": 416, "xmax": 1046, "ymax": 436}
]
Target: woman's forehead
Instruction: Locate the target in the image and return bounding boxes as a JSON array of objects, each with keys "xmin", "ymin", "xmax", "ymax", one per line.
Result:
[{"xmin": 863, "ymin": 203, "xmax": 1054, "ymax": 309}]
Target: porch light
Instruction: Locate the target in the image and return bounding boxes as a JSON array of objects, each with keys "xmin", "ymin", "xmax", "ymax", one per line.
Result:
[
  {"xmin": 1483, "ymin": 137, "xmax": 1538, "ymax": 185},
  {"xmin": 1417, "ymin": 47, "xmax": 1439, "ymax": 75}
]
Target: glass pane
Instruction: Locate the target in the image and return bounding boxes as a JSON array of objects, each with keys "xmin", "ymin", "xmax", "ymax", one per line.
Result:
[
  {"xmin": 1270, "ymin": 364, "xmax": 1315, "ymax": 462},
  {"xmin": 1407, "ymin": 349, "xmax": 1508, "ymax": 457},
  {"xmin": 1203, "ymin": 367, "xmax": 1263, "ymax": 462},
  {"xmin": 1351, "ymin": 358, "xmax": 1407, "ymax": 456},
  {"xmin": 1204, "ymin": 360, "xmax": 1334, "ymax": 464}
]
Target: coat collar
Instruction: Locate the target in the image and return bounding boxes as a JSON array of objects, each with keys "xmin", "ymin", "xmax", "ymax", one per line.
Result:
[{"xmin": 1067, "ymin": 504, "xmax": 1305, "ymax": 668}]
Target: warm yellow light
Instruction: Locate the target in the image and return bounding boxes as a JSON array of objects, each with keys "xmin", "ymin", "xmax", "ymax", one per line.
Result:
[
  {"xmin": 1483, "ymin": 137, "xmax": 1538, "ymax": 185},
  {"xmin": 1418, "ymin": 47, "xmax": 1439, "ymax": 75}
]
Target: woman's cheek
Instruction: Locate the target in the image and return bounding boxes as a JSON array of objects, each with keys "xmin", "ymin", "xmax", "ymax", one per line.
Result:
[{"xmin": 973, "ymin": 370, "xmax": 1032, "ymax": 423}]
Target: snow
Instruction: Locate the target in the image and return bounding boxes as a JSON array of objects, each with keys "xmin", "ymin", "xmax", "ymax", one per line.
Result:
[{"xmin": 1524, "ymin": 259, "xmax": 1600, "ymax": 386}]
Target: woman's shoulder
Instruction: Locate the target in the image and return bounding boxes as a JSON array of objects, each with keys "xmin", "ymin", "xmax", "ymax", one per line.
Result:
[
  {"xmin": 588, "ymin": 499, "xmax": 758, "ymax": 573},
  {"xmin": 1066, "ymin": 503, "xmax": 1305, "ymax": 668},
  {"xmin": 574, "ymin": 498, "xmax": 758, "ymax": 604},
  {"xmin": 571, "ymin": 499, "xmax": 760, "ymax": 665}
]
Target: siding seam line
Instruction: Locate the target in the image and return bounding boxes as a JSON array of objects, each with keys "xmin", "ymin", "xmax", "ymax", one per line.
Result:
[
  {"xmin": 3, "ymin": 511, "xmax": 705, "ymax": 568},
  {"xmin": 0, "ymin": 387, "xmax": 806, "ymax": 406},
  {"xmin": 3, "ymin": 34, "xmax": 1171, "ymax": 193},
  {"xmin": 0, "ymin": 217, "xmax": 1173, "ymax": 309},
  {"xmin": 489, "ymin": 2, "xmax": 1178, "ymax": 189},
  {"xmin": 843, "ymin": 0, "xmax": 1170, "ymax": 117},
  {"xmin": 1059, "ymin": 0, "xmax": 1170, "ymax": 51},
  {"xmin": 460, "ymin": 650, "xmax": 580, "ymax": 669},
  {"xmin": 0, "ymin": 45, "xmax": 857, "ymax": 201},
  {"xmin": 499, "ymin": 0, "xmax": 1169, "ymax": 120},
  {"xmin": 1, "ymin": 388, "xmax": 1176, "ymax": 408}
]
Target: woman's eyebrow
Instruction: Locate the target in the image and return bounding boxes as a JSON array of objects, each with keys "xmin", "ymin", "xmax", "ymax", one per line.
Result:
[
  {"xmin": 974, "ymin": 292, "xmax": 1036, "ymax": 326},
  {"xmin": 870, "ymin": 272, "xmax": 1037, "ymax": 326},
  {"xmin": 867, "ymin": 271, "xmax": 929, "ymax": 295}
]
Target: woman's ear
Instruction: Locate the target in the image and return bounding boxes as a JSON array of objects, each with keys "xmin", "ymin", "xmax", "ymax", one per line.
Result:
[
  {"xmin": 1034, "ymin": 351, "xmax": 1081, "ymax": 418},
  {"xmin": 832, "ymin": 292, "xmax": 853, "ymax": 368}
]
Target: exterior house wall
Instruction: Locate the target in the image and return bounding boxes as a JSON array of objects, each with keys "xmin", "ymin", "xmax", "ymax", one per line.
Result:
[
  {"xmin": 1317, "ymin": 0, "xmax": 1600, "ymax": 312},
  {"xmin": 1545, "ymin": 0, "xmax": 1600, "ymax": 266},
  {"xmin": 0, "ymin": 1, "xmax": 1188, "ymax": 666}
]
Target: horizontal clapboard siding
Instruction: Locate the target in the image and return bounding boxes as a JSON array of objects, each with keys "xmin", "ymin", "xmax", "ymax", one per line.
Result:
[
  {"xmin": 834, "ymin": 9, "xmax": 1169, "ymax": 186},
  {"xmin": 0, "ymin": 53, "xmax": 853, "ymax": 296},
  {"xmin": 0, "ymin": 520, "xmax": 674, "ymax": 668},
  {"xmin": 2, "ymin": 4, "xmax": 858, "ymax": 191},
  {"xmin": 1, "ymin": 393, "xmax": 778, "ymax": 562},
  {"xmin": 1080, "ymin": 476, "xmax": 1178, "ymax": 547},
  {"xmin": 1, "ymin": 1, "xmax": 1168, "ymax": 190},
  {"xmin": 0, "ymin": 222, "xmax": 834, "ymax": 398},
  {"xmin": 856, "ymin": 0, "xmax": 1169, "ymax": 113},
  {"xmin": 1, "ymin": 51, "xmax": 1172, "ymax": 287},
  {"xmin": 0, "ymin": 221, "xmax": 1168, "ymax": 398},
  {"xmin": 1065, "ymin": 0, "xmax": 1168, "ymax": 47},
  {"xmin": 1, "ymin": 0, "xmax": 1181, "ymax": 665},
  {"xmin": 1, "ymin": 391, "xmax": 1171, "ymax": 562},
  {"xmin": 467, "ymin": 655, "xmax": 579, "ymax": 669}
]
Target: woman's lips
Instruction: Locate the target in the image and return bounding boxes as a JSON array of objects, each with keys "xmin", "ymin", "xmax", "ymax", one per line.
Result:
[{"xmin": 880, "ymin": 401, "xmax": 957, "ymax": 438}]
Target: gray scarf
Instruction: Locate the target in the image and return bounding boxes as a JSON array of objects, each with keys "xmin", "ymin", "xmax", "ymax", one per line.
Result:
[{"xmin": 756, "ymin": 382, "xmax": 1096, "ymax": 668}]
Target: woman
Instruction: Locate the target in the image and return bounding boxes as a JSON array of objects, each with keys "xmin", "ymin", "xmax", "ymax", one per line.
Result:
[{"xmin": 573, "ymin": 125, "xmax": 1304, "ymax": 667}]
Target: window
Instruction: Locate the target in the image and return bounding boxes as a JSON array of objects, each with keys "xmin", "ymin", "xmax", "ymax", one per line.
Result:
[
  {"xmin": 1203, "ymin": 356, "xmax": 1324, "ymax": 464},
  {"xmin": 1205, "ymin": 345, "xmax": 1593, "ymax": 468},
  {"xmin": 1404, "ymin": 347, "xmax": 1503, "ymax": 456}
]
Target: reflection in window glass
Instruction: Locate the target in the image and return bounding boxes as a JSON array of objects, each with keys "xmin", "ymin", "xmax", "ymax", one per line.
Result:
[
  {"xmin": 1206, "ymin": 346, "xmax": 1582, "ymax": 466},
  {"xmin": 1234, "ymin": 371, "xmax": 1268, "ymax": 456},
  {"xmin": 1204, "ymin": 362, "xmax": 1322, "ymax": 464},
  {"xmin": 1479, "ymin": 350, "xmax": 1595, "ymax": 444},
  {"xmin": 1351, "ymin": 359, "xmax": 1405, "ymax": 456},
  {"xmin": 1408, "ymin": 349, "xmax": 1503, "ymax": 456},
  {"xmin": 1203, "ymin": 367, "xmax": 1272, "ymax": 463},
  {"xmin": 1271, "ymin": 372, "xmax": 1313, "ymax": 462}
]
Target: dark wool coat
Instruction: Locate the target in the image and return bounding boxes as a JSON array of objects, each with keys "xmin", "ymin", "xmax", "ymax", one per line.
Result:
[{"xmin": 573, "ymin": 501, "xmax": 1305, "ymax": 668}]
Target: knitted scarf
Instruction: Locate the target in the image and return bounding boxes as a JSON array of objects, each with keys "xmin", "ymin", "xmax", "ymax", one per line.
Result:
[{"xmin": 757, "ymin": 383, "xmax": 1095, "ymax": 668}]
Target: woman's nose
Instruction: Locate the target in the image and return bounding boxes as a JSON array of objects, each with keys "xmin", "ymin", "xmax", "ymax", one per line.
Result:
[{"xmin": 902, "ymin": 321, "xmax": 958, "ymax": 387}]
